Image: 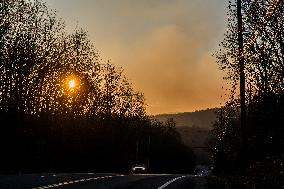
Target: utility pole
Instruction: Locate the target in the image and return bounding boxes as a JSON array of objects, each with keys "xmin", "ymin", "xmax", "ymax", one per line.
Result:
[
  {"xmin": 147, "ymin": 135, "xmax": 150, "ymax": 170},
  {"xmin": 136, "ymin": 139, "xmax": 139, "ymax": 164},
  {"xmin": 237, "ymin": 0, "xmax": 247, "ymax": 172}
]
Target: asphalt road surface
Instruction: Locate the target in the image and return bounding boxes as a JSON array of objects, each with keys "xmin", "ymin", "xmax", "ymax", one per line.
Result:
[{"xmin": 0, "ymin": 173, "xmax": 207, "ymax": 189}]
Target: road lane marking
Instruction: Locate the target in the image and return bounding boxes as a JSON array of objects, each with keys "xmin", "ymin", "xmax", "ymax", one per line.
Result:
[
  {"xmin": 133, "ymin": 174, "xmax": 171, "ymax": 176},
  {"xmin": 33, "ymin": 175, "xmax": 124, "ymax": 189},
  {"xmin": 157, "ymin": 175, "xmax": 186, "ymax": 189}
]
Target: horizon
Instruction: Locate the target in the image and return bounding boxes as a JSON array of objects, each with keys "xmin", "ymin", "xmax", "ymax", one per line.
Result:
[{"xmin": 151, "ymin": 106, "xmax": 219, "ymax": 116}]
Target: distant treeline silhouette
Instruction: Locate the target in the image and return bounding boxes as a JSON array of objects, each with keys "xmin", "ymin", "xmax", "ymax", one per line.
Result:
[
  {"xmin": 210, "ymin": 0, "xmax": 284, "ymax": 185},
  {"xmin": 0, "ymin": 0, "xmax": 194, "ymax": 174}
]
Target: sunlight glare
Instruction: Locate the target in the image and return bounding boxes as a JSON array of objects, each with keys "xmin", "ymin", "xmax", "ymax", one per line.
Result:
[{"xmin": 69, "ymin": 79, "xmax": 76, "ymax": 89}]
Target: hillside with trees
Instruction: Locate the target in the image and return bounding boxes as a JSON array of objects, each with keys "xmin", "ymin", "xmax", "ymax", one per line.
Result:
[
  {"xmin": 154, "ymin": 108, "xmax": 218, "ymax": 129},
  {"xmin": 154, "ymin": 108, "xmax": 218, "ymax": 165}
]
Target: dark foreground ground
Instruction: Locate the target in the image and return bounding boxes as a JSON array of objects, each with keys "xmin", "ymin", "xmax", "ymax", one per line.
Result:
[{"xmin": 0, "ymin": 173, "xmax": 207, "ymax": 189}]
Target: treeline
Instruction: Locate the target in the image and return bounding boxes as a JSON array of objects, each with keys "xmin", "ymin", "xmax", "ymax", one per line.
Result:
[
  {"xmin": 210, "ymin": 0, "xmax": 283, "ymax": 185},
  {"xmin": 0, "ymin": 0, "xmax": 194, "ymax": 174}
]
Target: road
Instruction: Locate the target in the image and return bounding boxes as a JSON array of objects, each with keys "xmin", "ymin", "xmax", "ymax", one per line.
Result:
[{"xmin": 0, "ymin": 173, "xmax": 207, "ymax": 189}]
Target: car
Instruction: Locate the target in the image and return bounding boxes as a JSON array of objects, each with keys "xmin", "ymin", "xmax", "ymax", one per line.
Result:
[{"xmin": 131, "ymin": 163, "xmax": 147, "ymax": 174}]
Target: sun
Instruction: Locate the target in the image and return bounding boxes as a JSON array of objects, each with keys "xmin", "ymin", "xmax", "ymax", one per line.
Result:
[{"xmin": 69, "ymin": 79, "xmax": 76, "ymax": 89}]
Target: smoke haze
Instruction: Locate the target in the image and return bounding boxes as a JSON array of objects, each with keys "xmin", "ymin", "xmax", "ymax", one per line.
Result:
[{"xmin": 46, "ymin": 0, "xmax": 228, "ymax": 114}]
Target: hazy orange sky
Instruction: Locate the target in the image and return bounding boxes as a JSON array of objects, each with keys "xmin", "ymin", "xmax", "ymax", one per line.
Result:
[{"xmin": 46, "ymin": 0, "xmax": 229, "ymax": 115}]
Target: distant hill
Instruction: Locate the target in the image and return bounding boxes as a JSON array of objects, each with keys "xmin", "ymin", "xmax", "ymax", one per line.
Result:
[
  {"xmin": 154, "ymin": 108, "xmax": 219, "ymax": 130},
  {"xmin": 177, "ymin": 126, "xmax": 212, "ymax": 164},
  {"xmin": 154, "ymin": 108, "xmax": 219, "ymax": 165}
]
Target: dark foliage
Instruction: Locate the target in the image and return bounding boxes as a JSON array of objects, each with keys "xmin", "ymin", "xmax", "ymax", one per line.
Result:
[
  {"xmin": 0, "ymin": 0, "xmax": 195, "ymax": 174},
  {"xmin": 211, "ymin": 0, "xmax": 284, "ymax": 179}
]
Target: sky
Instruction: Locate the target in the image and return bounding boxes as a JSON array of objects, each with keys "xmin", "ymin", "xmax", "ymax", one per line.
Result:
[{"xmin": 45, "ymin": 0, "xmax": 229, "ymax": 115}]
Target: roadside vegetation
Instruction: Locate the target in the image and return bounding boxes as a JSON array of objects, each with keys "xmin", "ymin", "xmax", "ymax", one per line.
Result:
[
  {"xmin": 0, "ymin": 0, "xmax": 194, "ymax": 174},
  {"xmin": 210, "ymin": 0, "xmax": 283, "ymax": 188}
]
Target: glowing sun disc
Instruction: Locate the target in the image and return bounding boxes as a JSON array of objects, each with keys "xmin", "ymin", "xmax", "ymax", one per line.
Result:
[{"xmin": 69, "ymin": 79, "xmax": 76, "ymax": 88}]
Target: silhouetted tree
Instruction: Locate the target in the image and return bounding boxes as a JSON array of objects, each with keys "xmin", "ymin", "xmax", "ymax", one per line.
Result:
[
  {"xmin": 212, "ymin": 0, "xmax": 283, "ymax": 176},
  {"xmin": 0, "ymin": 0, "xmax": 194, "ymax": 174}
]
